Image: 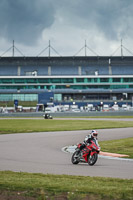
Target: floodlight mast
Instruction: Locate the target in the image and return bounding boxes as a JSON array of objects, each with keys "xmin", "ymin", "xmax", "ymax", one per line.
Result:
[
  {"xmin": 111, "ymin": 39, "xmax": 133, "ymax": 57},
  {"xmin": 13, "ymin": 40, "xmax": 14, "ymax": 57},
  {"xmin": 121, "ymin": 39, "xmax": 123, "ymax": 57},
  {"xmin": 37, "ymin": 40, "xmax": 61, "ymax": 57},
  {"xmin": 49, "ymin": 40, "xmax": 50, "ymax": 57},
  {"xmin": 74, "ymin": 40, "xmax": 99, "ymax": 56},
  {"xmin": 85, "ymin": 40, "xmax": 87, "ymax": 56},
  {"xmin": 0, "ymin": 40, "xmax": 24, "ymax": 57}
]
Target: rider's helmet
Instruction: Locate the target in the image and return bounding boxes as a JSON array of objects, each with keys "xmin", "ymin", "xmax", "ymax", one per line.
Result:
[{"xmin": 91, "ymin": 130, "xmax": 98, "ymax": 138}]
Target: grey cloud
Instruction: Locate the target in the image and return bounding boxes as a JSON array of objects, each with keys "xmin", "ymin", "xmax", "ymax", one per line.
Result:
[
  {"xmin": 55, "ymin": 0, "xmax": 133, "ymax": 40},
  {"xmin": 0, "ymin": 0, "xmax": 133, "ymax": 48},
  {"xmin": 0, "ymin": 0, "xmax": 55, "ymax": 45}
]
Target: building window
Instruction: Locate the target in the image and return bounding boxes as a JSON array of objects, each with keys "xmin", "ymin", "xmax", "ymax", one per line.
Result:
[
  {"xmin": 76, "ymin": 78, "xmax": 84, "ymax": 82},
  {"xmin": 87, "ymin": 78, "xmax": 92, "ymax": 82},
  {"xmin": 51, "ymin": 78, "xmax": 61, "ymax": 83},
  {"xmin": 112, "ymin": 78, "xmax": 121, "ymax": 82},
  {"xmin": 38, "ymin": 79, "xmax": 49, "ymax": 83},
  {"xmin": 123, "ymin": 78, "xmax": 133, "ymax": 82},
  {"xmin": 27, "ymin": 79, "xmax": 37, "ymax": 83},
  {"xmin": 100, "ymin": 78, "xmax": 109, "ymax": 82},
  {"xmin": 94, "ymin": 78, "xmax": 98, "ymax": 83},
  {"xmin": 61, "ymin": 78, "xmax": 73, "ymax": 83},
  {"xmin": 1, "ymin": 79, "xmax": 12, "ymax": 83},
  {"xmin": 14, "ymin": 79, "xmax": 25, "ymax": 83}
]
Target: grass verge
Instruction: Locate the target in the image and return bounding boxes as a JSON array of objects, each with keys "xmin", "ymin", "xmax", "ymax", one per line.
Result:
[
  {"xmin": 0, "ymin": 171, "xmax": 133, "ymax": 200},
  {"xmin": 99, "ymin": 137, "xmax": 133, "ymax": 158},
  {"xmin": 0, "ymin": 119, "xmax": 133, "ymax": 134},
  {"xmin": 56, "ymin": 116, "xmax": 133, "ymax": 118}
]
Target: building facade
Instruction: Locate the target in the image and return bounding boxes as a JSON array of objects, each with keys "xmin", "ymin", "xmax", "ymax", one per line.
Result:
[{"xmin": 0, "ymin": 56, "xmax": 133, "ymax": 106}]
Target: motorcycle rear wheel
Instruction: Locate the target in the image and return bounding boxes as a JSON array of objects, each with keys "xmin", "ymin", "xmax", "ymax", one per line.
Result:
[
  {"xmin": 88, "ymin": 153, "xmax": 98, "ymax": 166},
  {"xmin": 71, "ymin": 151, "xmax": 80, "ymax": 164}
]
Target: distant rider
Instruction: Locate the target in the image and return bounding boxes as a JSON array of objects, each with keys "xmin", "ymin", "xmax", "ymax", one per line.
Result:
[{"xmin": 77, "ymin": 130, "xmax": 99, "ymax": 155}]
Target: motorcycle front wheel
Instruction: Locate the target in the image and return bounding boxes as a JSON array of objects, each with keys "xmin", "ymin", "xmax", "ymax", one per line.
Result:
[
  {"xmin": 88, "ymin": 153, "xmax": 98, "ymax": 166},
  {"xmin": 71, "ymin": 151, "xmax": 80, "ymax": 164}
]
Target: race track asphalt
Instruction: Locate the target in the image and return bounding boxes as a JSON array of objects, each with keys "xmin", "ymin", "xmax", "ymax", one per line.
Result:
[{"xmin": 0, "ymin": 127, "xmax": 133, "ymax": 179}]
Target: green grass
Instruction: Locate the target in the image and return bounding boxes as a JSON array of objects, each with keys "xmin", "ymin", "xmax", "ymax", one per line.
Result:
[
  {"xmin": 76, "ymin": 116, "xmax": 133, "ymax": 118},
  {"xmin": 0, "ymin": 120, "xmax": 133, "ymax": 199},
  {"xmin": 0, "ymin": 119, "xmax": 133, "ymax": 134},
  {"xmin": 0, "ymin": 171, "xmax": 133, "ymax": 200},
  {"xmin": 99, "ymin": 137, "xmax": 133, "ymax": 158}
]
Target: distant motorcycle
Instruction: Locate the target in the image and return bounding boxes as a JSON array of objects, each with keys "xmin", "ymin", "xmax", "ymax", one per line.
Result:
[
  {"xmin": 71, "ymin": 140, "xmax": 100, "ymax": 166},
  {"xmin": 43, "ymin": 113, "xmax": 53, "ymax": 119}
]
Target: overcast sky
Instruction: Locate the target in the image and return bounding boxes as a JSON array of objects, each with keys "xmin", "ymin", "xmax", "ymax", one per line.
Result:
[{"xmin": 0, "ymin": 0, "xmax": 133, "ymax": 57}]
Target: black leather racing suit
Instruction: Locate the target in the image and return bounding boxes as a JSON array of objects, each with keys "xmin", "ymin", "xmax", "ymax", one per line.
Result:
[{"xmin": 79, "ymin": 134, "xmax": 95, "ymax": 151}]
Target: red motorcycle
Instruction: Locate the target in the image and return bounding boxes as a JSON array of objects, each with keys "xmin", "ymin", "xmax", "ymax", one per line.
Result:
[{"xmin": 71, "ymin": 140, "xmax": 100, "ymax": 166}]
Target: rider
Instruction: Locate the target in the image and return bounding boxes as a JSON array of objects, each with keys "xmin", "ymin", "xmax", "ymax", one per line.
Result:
[{"xmin": 77, "ymin": 130, "xmax": 99, "ymax": 154}]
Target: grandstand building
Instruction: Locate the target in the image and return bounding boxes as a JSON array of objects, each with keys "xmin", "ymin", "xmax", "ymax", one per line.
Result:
[{"xmin": 0, "ymin": 56, "xmax": 133, "ymax": 106}]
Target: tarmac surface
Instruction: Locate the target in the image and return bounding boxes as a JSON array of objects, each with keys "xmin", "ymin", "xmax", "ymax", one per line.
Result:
[{"xmin": 0, "ymin": 127, "xmax": 133, "ymax": 179}]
